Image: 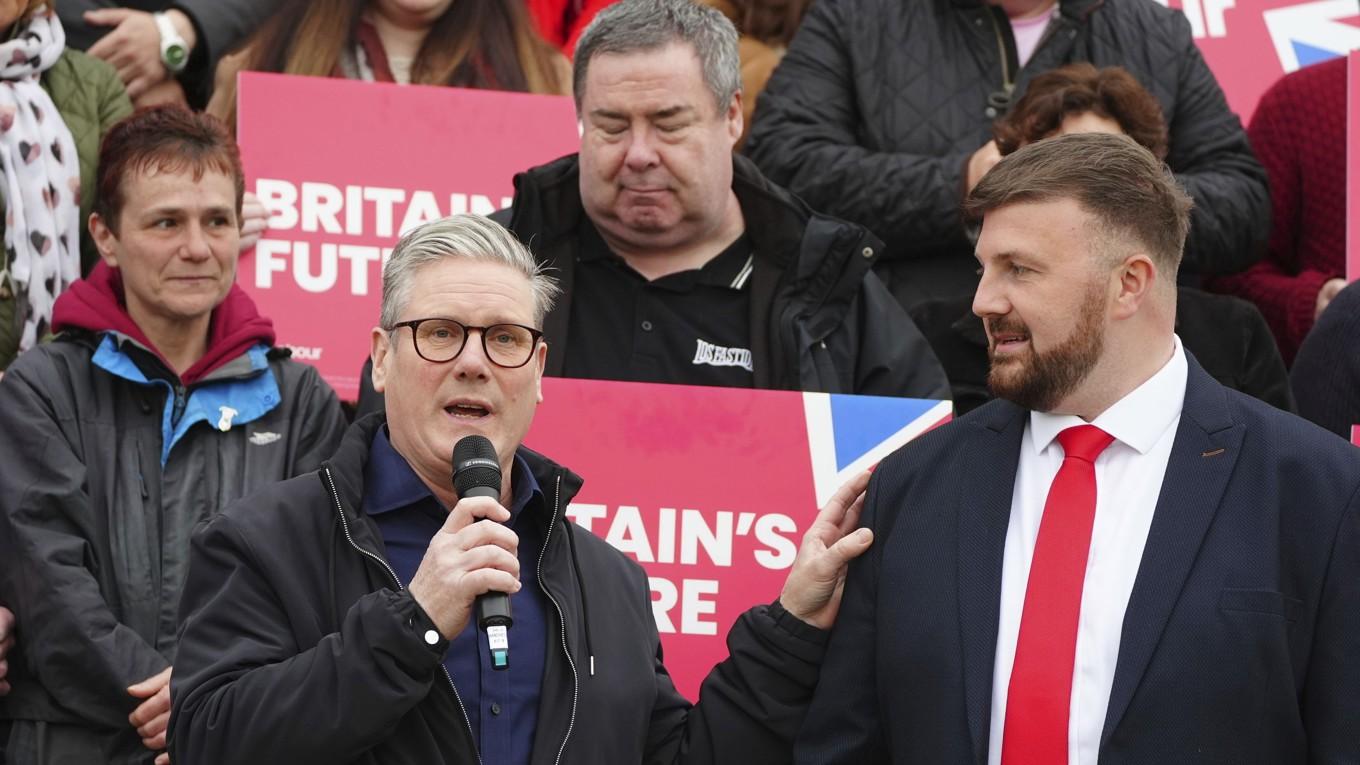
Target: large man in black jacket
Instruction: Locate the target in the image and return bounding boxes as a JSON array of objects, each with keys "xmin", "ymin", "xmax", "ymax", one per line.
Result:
[
  {"xmin": 169, "ymin": 212, "xmax": 876, "ymax": 763},
  {"xmin": 506, "ymin": 0, "xmax": 947, "ymax": 399},
  {"xmin": 745, "ymin": 0, "xmax": 1269, "ymax": 311}
]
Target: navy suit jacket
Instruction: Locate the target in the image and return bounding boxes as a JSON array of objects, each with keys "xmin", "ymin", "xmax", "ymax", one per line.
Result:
[{"xmin": 796, "ymin": 355, "xmax": 1360, "ymax": 764}]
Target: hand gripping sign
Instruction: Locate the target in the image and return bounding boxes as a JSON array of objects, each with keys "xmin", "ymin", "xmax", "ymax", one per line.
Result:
[{"xmin": 525, "ymin": 377, "xmax": 952, "ymax": 700}]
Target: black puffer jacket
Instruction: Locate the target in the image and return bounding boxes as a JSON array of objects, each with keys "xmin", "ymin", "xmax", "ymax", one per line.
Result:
[
  {"xmin": 169, "ymin": 414, "xmax": 831, "ymax": 764},
  {"xmin": 1291, "ymin": 279, "xmax": 1360, "ymax": 440},
  {"xmin": 745, "ymin": 0, "xmax": 1269, "ymax": 309},
  {"xmin": 501, "ymin": 153, "xmax": 950, "ymax": 398},
  {"xmin": 0, "ymin": 331, "xmax": 346, "ymax": 761}
]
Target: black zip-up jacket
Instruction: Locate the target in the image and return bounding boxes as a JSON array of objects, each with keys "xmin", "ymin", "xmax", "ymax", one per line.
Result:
[
  {"xmin": 744, "ymin": 0, "xmax": 1269, "ymax": 309},
  {"xmin": 169, "ymin": 414, "xmax": 832, "ymax": 764},
  {"xmin": 499, "ymin": 153, "xmax": 950, "ymax": 398},
  {"xmin": 0, "ymin": 331, "xmax": 346, "ymax": 761}
]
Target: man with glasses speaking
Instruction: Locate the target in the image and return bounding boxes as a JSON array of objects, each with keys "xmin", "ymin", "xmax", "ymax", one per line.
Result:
[{"xmin": 168, "ymin": 213, "xmax": 875, "ymax": 763}]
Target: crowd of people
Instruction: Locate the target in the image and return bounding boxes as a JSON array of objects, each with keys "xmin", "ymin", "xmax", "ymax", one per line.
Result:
[{"xmin": 0, "ymin": 0, "xmax": 1354, "ymax": 763}]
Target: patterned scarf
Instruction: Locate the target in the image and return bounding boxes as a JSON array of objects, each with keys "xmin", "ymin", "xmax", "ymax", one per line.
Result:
[{"xmin": 0, "ymin": 7, "xmax": 79, "ymax": 352}]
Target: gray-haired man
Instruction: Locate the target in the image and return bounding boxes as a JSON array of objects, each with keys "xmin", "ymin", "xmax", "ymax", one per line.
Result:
[{"xmin": 169, "ymin": 214, "xmax": 875, "ymax": 763}]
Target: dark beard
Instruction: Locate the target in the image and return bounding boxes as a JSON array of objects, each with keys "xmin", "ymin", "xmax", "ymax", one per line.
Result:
[{"xmin": 986, "ymin": 285, "xmax": 1105, "ymax": 412}]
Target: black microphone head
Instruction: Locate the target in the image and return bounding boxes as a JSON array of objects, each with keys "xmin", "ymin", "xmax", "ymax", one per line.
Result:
[{"xmin": 453, "ymin": 435, "xmax": 502, "ymax": 499}]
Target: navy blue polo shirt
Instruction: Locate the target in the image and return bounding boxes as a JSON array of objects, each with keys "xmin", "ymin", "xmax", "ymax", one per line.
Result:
[{"xmin": 364, "ymin": 426, "xmax": 548, "ymax": 765}]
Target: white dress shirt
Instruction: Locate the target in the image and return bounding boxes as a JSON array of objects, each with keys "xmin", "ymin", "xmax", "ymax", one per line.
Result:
[{"xmin": 987, "ymin": 336, "xmax": 1188, "ymax": 765}]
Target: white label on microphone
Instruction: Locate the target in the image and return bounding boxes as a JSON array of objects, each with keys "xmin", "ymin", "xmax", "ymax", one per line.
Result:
[{"xmin": 487, "ymin": 624, "xmax": 509, "ymax": 651}]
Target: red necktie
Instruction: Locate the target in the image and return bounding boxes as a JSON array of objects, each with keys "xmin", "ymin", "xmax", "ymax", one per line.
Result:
[{"xmin": 1001, "ymin": 424, "xmax": 1115, "ymax": 765}]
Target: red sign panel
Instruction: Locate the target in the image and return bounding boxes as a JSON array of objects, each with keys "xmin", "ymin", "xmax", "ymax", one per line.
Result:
[
  {"xmin": 525, "ymin": 377, "xmax": 952, "ymax": 700},
  {"xmin": 1349, "ymin": 51, "xmax": 1359, "ymax": 281},
  {"xmin": 236, "ymin": 73, "xmax": 581, "ymax": 399}
]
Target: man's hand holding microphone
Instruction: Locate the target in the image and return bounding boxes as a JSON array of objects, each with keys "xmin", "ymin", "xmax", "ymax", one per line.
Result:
[
  {"xmin": 407, "ymin": 436, "xmax": 518, "ymax": 662},
  {"xmin": 410, "ymin": 433, "xmax": 875, "ymax": 648}
]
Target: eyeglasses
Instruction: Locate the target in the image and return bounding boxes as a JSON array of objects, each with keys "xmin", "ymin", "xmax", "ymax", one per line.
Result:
[{"xmin": 388, "ymin": 317, "xmax": 544, "ymax": 368}]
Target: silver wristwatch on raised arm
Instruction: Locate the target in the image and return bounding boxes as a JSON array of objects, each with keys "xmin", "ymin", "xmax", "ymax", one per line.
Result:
[{"xmin": 154, "ymin": 11, "xmax": 189, "ymax": 74}]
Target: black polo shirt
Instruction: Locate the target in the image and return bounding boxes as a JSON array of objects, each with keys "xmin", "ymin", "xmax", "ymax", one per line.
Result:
[{"xmin": 562, "ymin": 219, "xmax": 755, "ymax": 388}]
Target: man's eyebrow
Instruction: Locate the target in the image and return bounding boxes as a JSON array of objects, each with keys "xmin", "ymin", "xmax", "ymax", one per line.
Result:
[
  {"xmin": 142, "ymin": 204, "xmax": 235, "ymax": 218},
  {"xmin": 975, "ymin": 250, "xmax": 1036, "ymax": 269},
  {"xmin": 589, "ymin": 105, "xmax": 695, "ymax": 121},
  {"xmin": 649, "ymin": 105, "xmax": 693, "ymax": 120}
]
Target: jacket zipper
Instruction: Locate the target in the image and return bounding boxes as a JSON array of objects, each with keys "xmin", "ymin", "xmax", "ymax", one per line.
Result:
[
  {"xmin": 539, "ymin": 473, "xmax": 579, "ymax": 765},
  {"xmin": 322, "ymin": 466, "xmax": 483, "ymax": 765},
  {"xmin": 988, "ymin": 9, "xmax": 1014, "ymax": 94},
  {"xmin": 172, "ymin": 383, "xmax": 189, "ymax": 425}
]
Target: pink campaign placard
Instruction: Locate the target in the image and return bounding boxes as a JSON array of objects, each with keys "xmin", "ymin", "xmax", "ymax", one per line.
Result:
[
  {"xmin": 1173, "ymin": 0, "xmax": 1359, "ymax": 120},
  {"xmin": 1349, "ymin": 51, "xmax": 1359, "ymax": 281},
  {"xmin": 525, "ymin": 377, "xmax": 953, "ymax": 701},
  {"xmin": 235, "ymin": 72, "xmax": 581, "ymax": 399}
]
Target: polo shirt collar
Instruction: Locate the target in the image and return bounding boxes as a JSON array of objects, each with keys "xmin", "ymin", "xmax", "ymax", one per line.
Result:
[{"xmin": 577, "ymin": 217, "xmax": 754, "ymax": 290}]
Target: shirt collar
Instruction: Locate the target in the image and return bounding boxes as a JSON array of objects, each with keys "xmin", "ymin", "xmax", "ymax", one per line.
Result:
[
  {"xmin": 578, "ymin": 217, "xmax": 754, "ymax": 291},
  {"xmin": 1028, "ymin": 334, "xmax": 1188, "ymax": 456},
  {"xmin": 364, "ymin": 426, "xmax": 543, "ymax": 523},
  {"xmin": 506, "ymin": 451, "xmax": 543, "ymax": 526}
]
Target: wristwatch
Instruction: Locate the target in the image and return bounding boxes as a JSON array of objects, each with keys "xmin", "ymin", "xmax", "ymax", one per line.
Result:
[{"xmin": 154, "ymin": 11, "xmax": 189, "ymax": 74}]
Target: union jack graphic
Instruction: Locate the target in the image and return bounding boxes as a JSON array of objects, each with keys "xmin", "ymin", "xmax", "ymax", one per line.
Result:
[{"xmin": 803, "ymin": 393, "xmax": 953, "ymax": 506}]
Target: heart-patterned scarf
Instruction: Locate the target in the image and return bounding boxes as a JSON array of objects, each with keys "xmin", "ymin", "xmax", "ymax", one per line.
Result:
[{"xmin": 0, "ymin": 7, "xmax": 79, "ymax": 352}]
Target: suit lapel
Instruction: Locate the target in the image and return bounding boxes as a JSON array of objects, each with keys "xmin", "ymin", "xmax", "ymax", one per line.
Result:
[
  {"xmin": 1101, "ymin": 357, "xmax": 1244, "ymax": 749},
  {"xmin": 958, "ymin": 401, "xmax": 1027, "ymax": 765}
]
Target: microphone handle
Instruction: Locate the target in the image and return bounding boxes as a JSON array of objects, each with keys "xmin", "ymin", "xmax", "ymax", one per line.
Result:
[{"xmin": 459, "ymin": 484, "xmax": 515, "ymax": 629}]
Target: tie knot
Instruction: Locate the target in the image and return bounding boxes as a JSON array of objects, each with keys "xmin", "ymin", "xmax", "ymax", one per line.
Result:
[{"xmin": 1056, "ymin": 424, "xmax": 1114, "ymax": 463}]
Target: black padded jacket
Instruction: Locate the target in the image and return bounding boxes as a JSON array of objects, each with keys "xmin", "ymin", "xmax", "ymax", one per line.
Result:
[
  {"xmin": 169, "ymin": 413, "xmax": 832, "ymax": 764},
  {"xmin": 745, "ymin": 0, "xmax": 1269, "ymax": 308},
  {"xmin": 500, "ymin": 153, "xmax": 951, "ymax": 398}
]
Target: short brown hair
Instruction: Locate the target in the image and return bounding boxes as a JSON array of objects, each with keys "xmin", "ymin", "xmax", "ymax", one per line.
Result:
[
  {"xmin": 965, "ymin": 132, "xmax": 1193, "ymax": 275},
  {"xmin": 95, "ymin": 106, "xmax": 244, "ymax": 232},
  {"xmin": 994, "ymin": 63, "xmax": 1169, "ymax": 160}
]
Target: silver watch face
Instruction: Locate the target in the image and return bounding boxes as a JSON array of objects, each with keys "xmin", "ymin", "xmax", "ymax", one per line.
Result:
[{"xmin": 164, "ymin": 42, "xmax": 188, "ymax": 72}]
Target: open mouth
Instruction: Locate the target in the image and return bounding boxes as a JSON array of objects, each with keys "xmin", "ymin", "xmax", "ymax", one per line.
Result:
[
  {"xmin": 991, "ymin": 334, "xmax": 1030, "ymax": 354},
  {"xmin": 445, "ymin": 403, "xmax": 490, "ymax": 419}
]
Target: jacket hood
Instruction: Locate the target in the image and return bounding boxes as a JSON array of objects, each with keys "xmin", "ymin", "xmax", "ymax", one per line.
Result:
[
  {"xmin": 506, "ymin": 152, "xmax": 889, "ymax": 389},
  {"xmin": 507, "ymin": 152, "xmax": 873, "ymax": 267},
  {"xmin": 51, "ymin": 261, "xmax": 276, "ymax": 385}
]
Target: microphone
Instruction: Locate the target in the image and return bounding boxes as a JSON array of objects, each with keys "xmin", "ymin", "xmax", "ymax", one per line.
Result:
[{"xmin": 453, "ymin": 435, "xmax": 513, "ymax": 671}]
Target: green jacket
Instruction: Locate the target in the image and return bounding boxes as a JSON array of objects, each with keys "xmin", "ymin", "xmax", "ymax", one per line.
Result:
[{"xmin": 0, "ymin": 48, "xmax": 131, "ymax": 370}]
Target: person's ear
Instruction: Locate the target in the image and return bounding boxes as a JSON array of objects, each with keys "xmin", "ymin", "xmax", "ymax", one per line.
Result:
[
  {"xmin": 726, "ymin": 92, "xmax": 743, "ymax": 146},
  {"xmin": 370, "ymin": 327, "xmax": 392, "ymax": 393},
  {"xmin": 1110, "ymin": 253, "xmax": 1157, "ymax": 320},
  {"xmin": 89, "ymin": 212, "xmax": 119, "ymax": 267},
  {"xmin": 533, "ymin": 341, "xmax": 547, "ymax": 404}
]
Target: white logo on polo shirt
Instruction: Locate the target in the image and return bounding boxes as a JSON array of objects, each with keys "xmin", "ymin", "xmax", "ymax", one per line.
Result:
[{"xmin": 692, "ymin": 339, "xmax": 754, "ymax": 372}]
